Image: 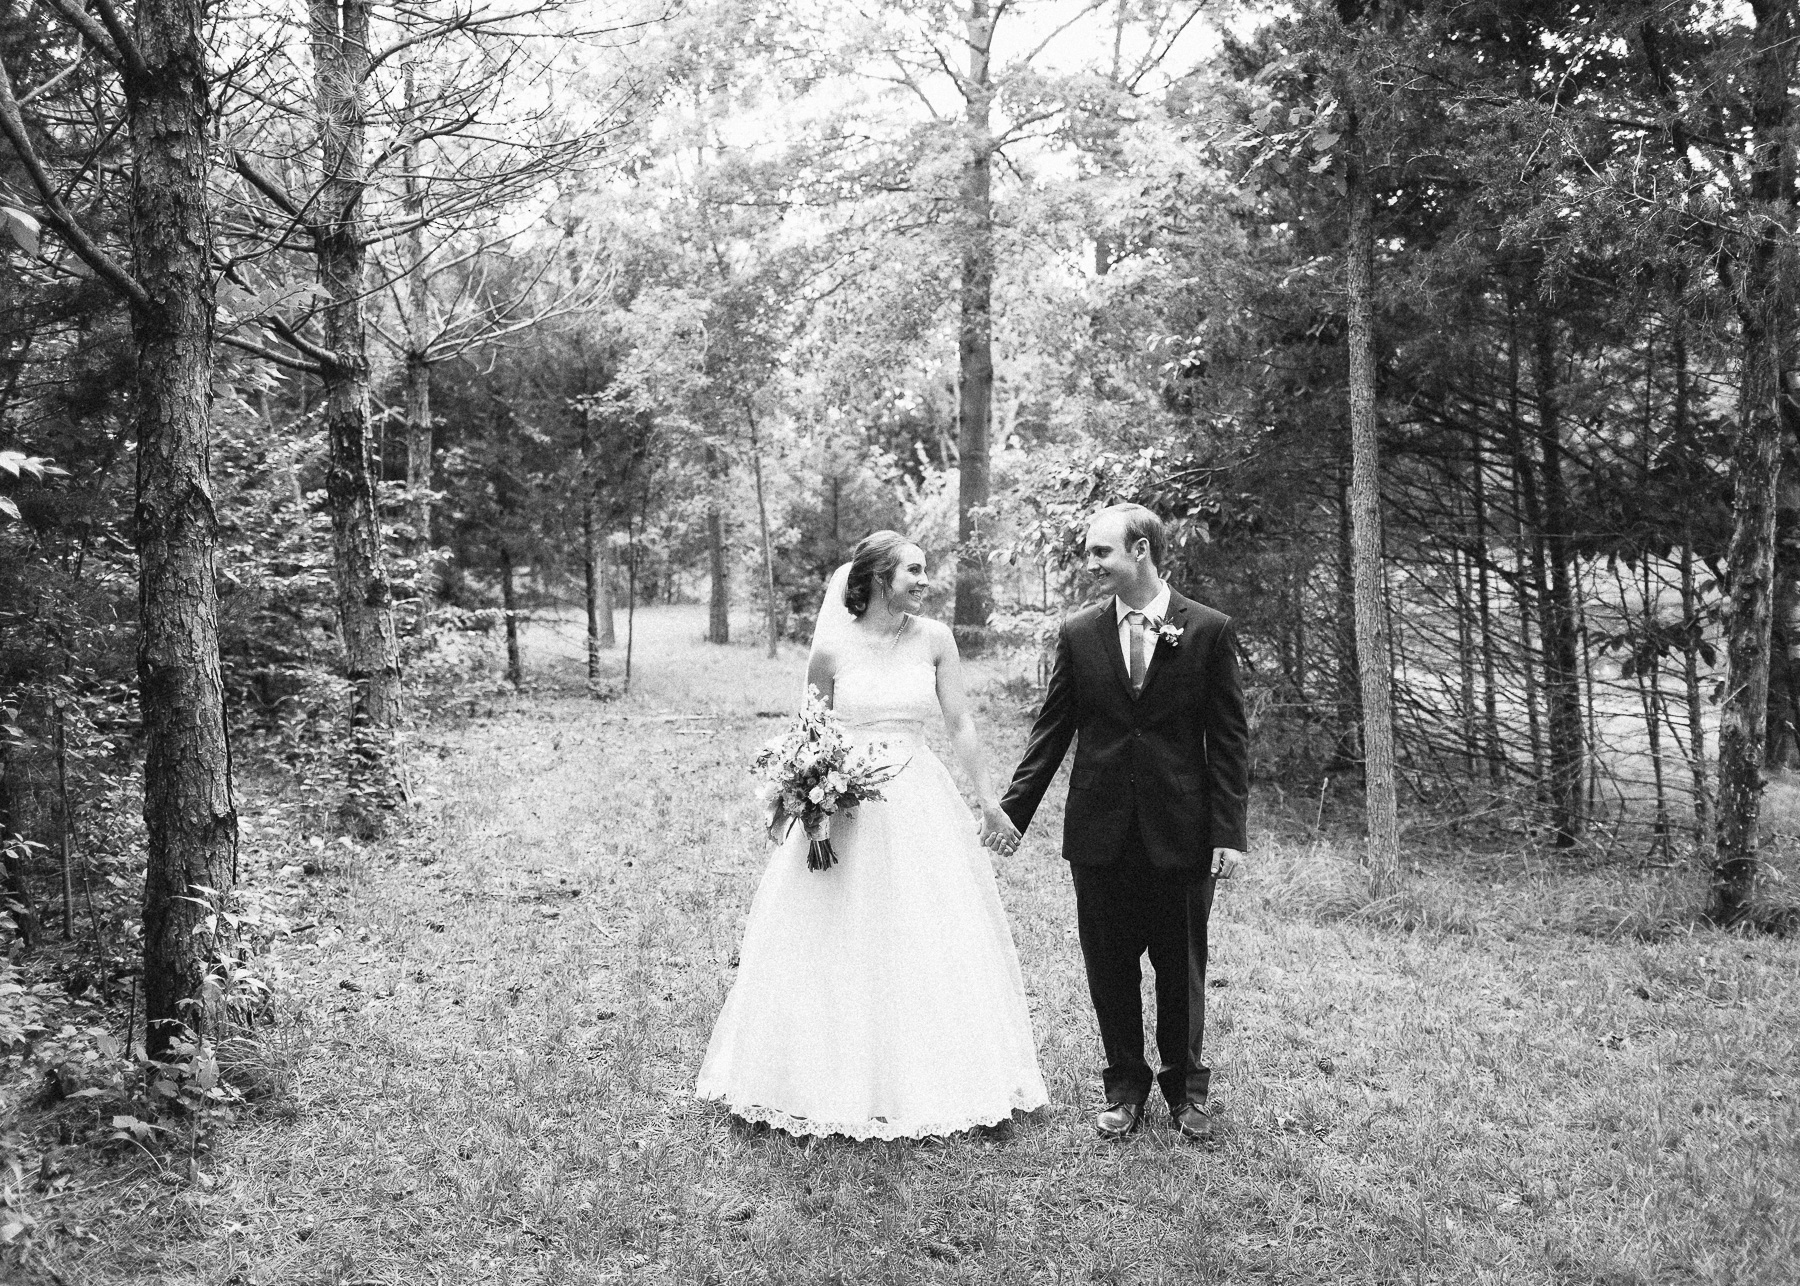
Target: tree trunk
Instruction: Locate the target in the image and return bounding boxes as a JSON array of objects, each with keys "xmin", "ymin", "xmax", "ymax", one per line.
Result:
[
  {"xmin": 1452, "ymin": 544, "xmax": 1477, "ymax": 776},
  {"xmin": 707, "ymin": 498, "xmax": 730, "ymax": 644},
  {"xmin": 1343, "ymin": 124, "xmax": 1399, "ymax": 884},
  {"xmin": 1681, "ymin": 541, "xmax": 1712, "ymax": 848},
  {"xmin": 1532, "ymin": 313, "xmax": 1585, "ymax": 846},
  {"xmin": 577, "ymin": 409, "xmax": 615, "ymax": 673},
  {"xmin": 747, "ymin": 406, "xmax": 779, "ymax": 659},
  {"xmin": 1713, "ymin": 0, "xmax": 1797, "ymax": 924},
  {"xmin": 1766, "ymin": 542, "xmax": 1800, "ymax": 766},
  {"xmin": 400, "ymin": 65, "xmax": 434, "ymax": 577},
  {"xmin": 1471, "ymin": 435, "xmax": 1503, "ymax": 784},
  {"xmin": 1505, "ymin": 300, "xmax": 1549, "ymax": 797},
  {"xmin": 403, "ymin": 352, "xmax": 432, "ymax": 556},
  {"xmin": 954, "ymin": 2, "xmax": 996, "ymax": 634},
  {"xmin": 311, "ymin": 0, "xmax": 400, "ymax": 730},
  {"xmin": 1635, "ymin": 561, "xmax": 1672, "ymax": 857},
  {"xmin": 1671, "ymin": 293, "xmax": 1711, "ymax": 851},
  {"xmin": 1331, "ymin": 459, "xmax": 1361, "ymax": 771},
  {"xmin": 582, "ymin": 494, "xmax": 604, "ymax": 680},
  {"xmin": 131, "ymin": 0, "xmax": 237, "ymax": 1057},
  {"xmin": 500, "ymin": 547, "xmax": 523, "ymax": 688}
]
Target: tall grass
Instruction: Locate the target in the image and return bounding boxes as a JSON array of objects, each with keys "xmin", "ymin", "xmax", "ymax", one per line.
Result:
[{"xmin": 33, "ymin": 606, "xmax": 1800, "ymax": 1285}]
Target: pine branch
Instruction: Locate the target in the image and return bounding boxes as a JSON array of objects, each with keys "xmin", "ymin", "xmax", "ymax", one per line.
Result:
[{"xmin": 0, "ymin": 55, "xmax": 148, "ymax": 309}]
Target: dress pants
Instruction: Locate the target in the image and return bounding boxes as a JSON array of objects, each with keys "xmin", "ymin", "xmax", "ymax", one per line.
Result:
[{"xmin": 1070, "ymin": 822, "xmax": 1215, "ymax": 1110}]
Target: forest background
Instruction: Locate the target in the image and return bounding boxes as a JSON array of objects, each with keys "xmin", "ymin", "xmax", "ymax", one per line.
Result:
[{"xmin": 5, "ymin": 0, "xmax": 1800, "ymax": 1274}]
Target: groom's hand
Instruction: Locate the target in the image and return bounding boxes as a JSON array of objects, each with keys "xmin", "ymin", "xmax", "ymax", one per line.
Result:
[{"xmin": 1211, "ymin": 847, "xmax": 1245, "ymax": 880}]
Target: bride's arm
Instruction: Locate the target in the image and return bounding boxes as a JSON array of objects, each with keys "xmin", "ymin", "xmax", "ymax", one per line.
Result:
[
  {"xmin": 806, "ymin": 641, "xmax": 836, "ymax": 706},
  {"xmin": 931, "ymin": 622, "xmax": 1014, "ymax": 837}
]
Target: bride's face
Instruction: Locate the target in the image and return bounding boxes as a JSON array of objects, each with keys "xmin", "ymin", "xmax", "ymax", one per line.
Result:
[{"xmin": 885, "ymin": 544, "xmax": 930, "ymax": 611}]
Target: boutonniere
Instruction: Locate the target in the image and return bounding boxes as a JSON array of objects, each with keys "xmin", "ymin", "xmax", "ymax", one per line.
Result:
[{"xmin": 1147, "ymin": 616, "xmax": 1184, "ymax": 648}]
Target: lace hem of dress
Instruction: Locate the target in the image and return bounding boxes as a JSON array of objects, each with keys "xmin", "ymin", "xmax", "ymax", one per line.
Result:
[{"xmin": 697, "ymin": 1088, "xmax": 1047, "ymax": 1141}]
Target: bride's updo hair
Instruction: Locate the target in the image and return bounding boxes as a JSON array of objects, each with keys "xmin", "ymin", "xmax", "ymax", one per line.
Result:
[{"xmin": 843, "ymin": 530, "xmax": 913, "ymax": 618}]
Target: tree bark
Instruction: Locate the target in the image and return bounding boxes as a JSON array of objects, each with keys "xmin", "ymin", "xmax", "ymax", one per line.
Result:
[
  {"xmin": 954, "ymin": 1, "xmax": 996, "ymax": 634},
  {"xmin": 1766, "ymin": 537, "xmax": 1800, "ymax": 766},
  {"xmin": 1471, "ymin": 435, "xmax": 1503, "ymax": 784},
  {"xmin": 1452, "ymin": 544, "xmax": 1478, "ymax": 775},
  {"xmin": 1505, "ymin": 299, "xmax": 1549, "ymax": 794},
  {"xmin": 707, "ymin": 498, "xmax": 730, "ymax": 644},
  {"xmin": 311, "ymin": 0, "xmax": 400, "ymax": 729},
  {"xmin": 132, "ymin": 0, "xmax": 237, "ymax": 1056},
  {"xmin": 1532, "ymin": 313, "xmax": 1585, "ymax": 846},
  {"xmin": 1681, "ymin": 542, "xmax": 1711, "ymax": 848},
  {"xmin": 1671, "ymin": 295, "xmax": 1711, "ymax": 851},
  {"xmin": 400, "ymin": 64, "xmax": 434, "ymax": 581},
  {"xmin": 1637, "ymin": 561, "xmax": 1672, "ymax": 857},
  {"xmin": 500, "ymin": 546, "xmax": 523, "ymax": 688},
  {"xmin": 583, "ymin": 494, "xmax": 603, "ymax": 679},
  {"xmin": 577, "ymin": 407, "xmax": 615, "ymax": 674},
  {"xmin": 747, "ymin": 405, "xmax": 779, "ymax": 659},
  {"xmin": 1331, "ymin": 459, "xmax": 1361, "ymax": 771},
  {"xmin": 1713, "ymin": 0, "xmax": 1797, "ymax": 924},
  {"xmin": 1343, "ymin": 123, "xmax": 1400, "ymax": 884}
]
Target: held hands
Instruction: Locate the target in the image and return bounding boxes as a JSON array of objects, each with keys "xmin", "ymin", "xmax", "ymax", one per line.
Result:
[{"xmin": 979, "ymin": 801, "xmax": 1022, "ymax": 857}]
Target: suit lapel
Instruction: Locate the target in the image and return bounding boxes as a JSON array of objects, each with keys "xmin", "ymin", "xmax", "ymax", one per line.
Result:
[
  {"xmin": 1092, "ymin": 602, "xmax": 1136, "ymax": 702},
  {"xmin": 1135, "ymin": 594, "xmax": 1190, "ymax": 701}
]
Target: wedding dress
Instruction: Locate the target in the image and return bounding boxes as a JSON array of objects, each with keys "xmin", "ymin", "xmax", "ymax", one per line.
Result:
[{"xmin": 695, "ymin": 654, "xmax": 1049, "ymax": 1140}]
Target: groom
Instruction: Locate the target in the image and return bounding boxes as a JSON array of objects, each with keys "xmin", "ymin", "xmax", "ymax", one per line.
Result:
[{"xmin": 985, "ymin": 503, "xmax": 1248, "ymax": 1142}]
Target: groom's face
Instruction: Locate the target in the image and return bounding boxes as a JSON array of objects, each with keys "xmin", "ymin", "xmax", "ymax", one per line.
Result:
[{"xmin": 1083, "ymin": 514, "xmax": 1146, "ymax": 598}]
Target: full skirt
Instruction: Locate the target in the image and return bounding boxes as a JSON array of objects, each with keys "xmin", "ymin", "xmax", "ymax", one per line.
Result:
[{"xmin": 696, "ymin": 748, "xmax": 1048, "ymax": 1139}]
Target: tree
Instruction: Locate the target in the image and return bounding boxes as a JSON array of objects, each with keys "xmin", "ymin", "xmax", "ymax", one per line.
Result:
[
  {"xmin": 1, "ymin": 0, "xmax": 236, "ymax": 1054},
  {"xmin": 1711, "ymin": 0, "xmax": 1799, "ymax": 923},
  {"xmin": 1341, "ymin": 97, "xmax": 1400, "ymax": 883}
]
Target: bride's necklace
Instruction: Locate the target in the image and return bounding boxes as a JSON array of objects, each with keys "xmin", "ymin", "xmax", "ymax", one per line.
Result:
[
  {"xmin": 863, "ymin": 606, "xmax": 908, "ymax": 658},
  {"xmin": 874, "ymin": 608, "xmax": 907, "ymax": 652}
]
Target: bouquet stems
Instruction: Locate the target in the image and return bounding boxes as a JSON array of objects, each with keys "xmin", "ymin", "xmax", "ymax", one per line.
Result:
[{"xmin": 804, "ymin": 818, "xmax": 836, "ymax": 871}]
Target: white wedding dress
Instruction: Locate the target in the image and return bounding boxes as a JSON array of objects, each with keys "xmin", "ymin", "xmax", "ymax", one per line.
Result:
[{"xmin": 696, "ymin": 657, "xmax": 1049, "ymax": 1139}]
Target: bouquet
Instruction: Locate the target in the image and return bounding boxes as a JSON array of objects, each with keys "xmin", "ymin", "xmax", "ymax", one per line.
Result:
[{"xmin": 752, "ymin": 686, "xmax": 905, "ymax": 870}]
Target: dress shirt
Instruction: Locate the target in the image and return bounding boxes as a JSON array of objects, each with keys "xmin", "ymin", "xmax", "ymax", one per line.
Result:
[{"xmin": 1113, "ymin": 583, "xmax": 1172, "ymax": 674}]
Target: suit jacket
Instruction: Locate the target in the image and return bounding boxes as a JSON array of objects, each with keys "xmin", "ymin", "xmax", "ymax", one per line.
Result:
[{"xmin": 1000, "ymin": 588, "xmax": 1249, "ymax": 873}]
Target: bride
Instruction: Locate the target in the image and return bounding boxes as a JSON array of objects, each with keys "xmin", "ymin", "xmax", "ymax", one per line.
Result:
[{"xmin": 695, "ymin": 531, "xmax": 1048, "ymax": 1139}]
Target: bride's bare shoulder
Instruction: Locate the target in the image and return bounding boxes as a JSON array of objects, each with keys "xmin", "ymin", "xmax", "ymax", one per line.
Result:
[
  {"xmin": 916, "ymin": 616, "xmax": 956, "ymax": 657},
  {"xmin": 808, "ymin": 635, "xmax": 845, "ymax": 677}
]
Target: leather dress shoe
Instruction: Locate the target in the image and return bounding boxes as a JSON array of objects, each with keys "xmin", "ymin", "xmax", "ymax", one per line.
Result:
[
  {"xmin": 1095, "ymin": 1100, "xmax": 1145, "ymax": 1139},
  {"xmin": 1172, "ymin": 1100, "xmax": 1214, "ymax": 1142}
]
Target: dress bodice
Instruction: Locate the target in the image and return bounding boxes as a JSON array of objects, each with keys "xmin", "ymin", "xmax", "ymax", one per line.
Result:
[{"xmin": 834, "ymin": 661, "xmax": 938, "ymax": 750}]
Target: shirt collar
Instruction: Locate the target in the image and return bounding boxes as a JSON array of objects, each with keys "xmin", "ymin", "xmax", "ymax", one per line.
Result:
[{"xmin": 1115, "ymin": 583, "xmax": 1171, "ymax": 625}]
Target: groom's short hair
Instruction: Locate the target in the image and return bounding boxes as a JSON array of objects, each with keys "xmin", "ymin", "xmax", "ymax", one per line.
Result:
[{"xmin": 1096, "ymin": 503, "xmax": 1166, "ymax": 569}]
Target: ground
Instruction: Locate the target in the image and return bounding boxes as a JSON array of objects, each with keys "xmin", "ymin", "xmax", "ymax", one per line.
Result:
[{"xmin": 15, "ymin": 605, "xmax": 1800, "ymax": 1284}]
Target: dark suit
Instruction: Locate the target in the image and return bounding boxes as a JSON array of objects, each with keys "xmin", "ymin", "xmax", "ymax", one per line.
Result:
[{"xmin": 1001, "ymin": 588, "xmax": 1249, "ymax": 1108}]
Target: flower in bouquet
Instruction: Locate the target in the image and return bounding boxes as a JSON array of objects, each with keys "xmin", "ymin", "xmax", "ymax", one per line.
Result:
[{"xmin": 752, "ymin": 686, "xmax": 906, "ymax": 870}]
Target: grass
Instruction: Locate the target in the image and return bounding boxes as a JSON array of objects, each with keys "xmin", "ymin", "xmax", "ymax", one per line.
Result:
[{"xmin": 16, "ymin": 604, "xmax": 1800, "ymax": 1284}]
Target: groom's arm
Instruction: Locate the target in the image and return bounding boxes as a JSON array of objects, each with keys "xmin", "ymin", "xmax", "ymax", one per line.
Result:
[
  {"xmin": 1200, "ymin": 619, "xmax": 1250, "ymax": 852},
  {"xmin": 1000, "ymin": 623, "xmax": 1079, "ymax": 836}
]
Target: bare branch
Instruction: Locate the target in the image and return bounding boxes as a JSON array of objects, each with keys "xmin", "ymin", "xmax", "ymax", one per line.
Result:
[
  {"xmin": 18, "ymin": 52, "xmax": 86, "ymax": 107},
  {"xmin": 34, "ymin": 0, "xmax": 127, "ymax": 73},
  {"xmin": 83, "ymin": 0, "xmax": 152, "ymax": 84},
  {"xmin": 218, "ymin": 331, "xmax": 325, "ymax": 374},
  {"xmin": 263, "ymin": 314, "xmax": 343, "ymax": 368},
  {"xmin": 1013, "ymin": 0, "xmax": 1109, "ymax": 73},
  {"xmin": 233, "ymin": 150, "xmax": 305, "ymax": 220}
]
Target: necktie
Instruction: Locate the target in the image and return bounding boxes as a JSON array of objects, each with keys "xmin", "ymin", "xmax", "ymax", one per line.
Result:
[{"xmin": 1127, "ymin": 611, "xmax": 1147, "ymax": 693}]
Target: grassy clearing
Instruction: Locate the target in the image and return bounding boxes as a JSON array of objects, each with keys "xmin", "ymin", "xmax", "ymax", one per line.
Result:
[{"xmin": 18, "ymin": 605, "xmax": 1800, "ymax": 1284}]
